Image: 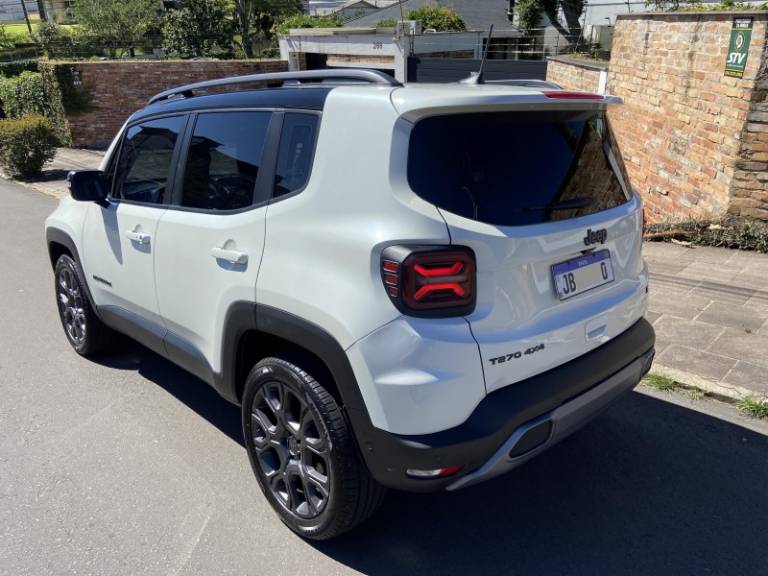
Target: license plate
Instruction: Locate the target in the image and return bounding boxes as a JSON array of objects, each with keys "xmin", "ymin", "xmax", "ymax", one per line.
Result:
[{"xmin": 552, "ymin": 249, "xmax": 614, "ymax": 300}]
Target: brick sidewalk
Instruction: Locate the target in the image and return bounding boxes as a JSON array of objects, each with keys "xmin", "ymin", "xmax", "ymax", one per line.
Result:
[
  {"xmin": 21, "ymin": 148, "xmax": 104, "ymax": 199},
  {"xmin": 645, "ymin": 242, "xmax": 768, "ymax": 399}
]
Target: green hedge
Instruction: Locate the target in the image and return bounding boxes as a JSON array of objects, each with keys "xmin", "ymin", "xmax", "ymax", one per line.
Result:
[
  {"xmin": 273, "ymin": 14, "xmax": 343, "ymax": 35},
  {"xmin": 0, "ymin": 59, "xmax": 39, "ymax": 78},
  {"xmin": 406, "ymin": 7, "xmax": 466, "ymax": 31},
  {"xmin": 0, "ymin": 70, "xmax": 70, "ymax": 145},
  {"xmin": 0, "ymin": 115, "xmax": 58, "ymax": 179},
  {"xmin": 39, "ymin": 63, "xmax": 90, "ymax": 116}
]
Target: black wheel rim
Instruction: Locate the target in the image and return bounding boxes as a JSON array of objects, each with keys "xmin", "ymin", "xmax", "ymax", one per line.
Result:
[
  {"xmin": 250, "ymin": 381, "xmax": 331, "ymax": 519},
  {"xmin": 56, "ymin": 266, "xmax": 86, "ymax": 346}
]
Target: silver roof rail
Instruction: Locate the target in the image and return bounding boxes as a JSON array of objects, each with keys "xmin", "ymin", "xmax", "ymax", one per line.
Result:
[
  {"xmin": 484, "ymin": 79, "xmax": 563, "ymax": 89},
  {"xmin": 147, "ymin": 69, "xmax": 402, "ymax": 105}
]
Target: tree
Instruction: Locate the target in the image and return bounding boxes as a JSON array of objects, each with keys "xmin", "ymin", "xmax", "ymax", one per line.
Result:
[
  {"xmin": 162, "ymin": 0, "xmax": 234, "ymax": 58},
  {"xmin": 73, "ymin": 0, "xmax": 161, "ymax": 57},
  {"xmin": 36, "ymin": 1, "xmax": 47, "ymax": 21},
  {"xmin": 232, "ymin": 0, "xmax": 304, "ymax": 58},
  {"xmin": 515, "ymin": 0, "xmax": 585, "ymax": 44},
  {"xmin": 406, "ymin": 6, "xmax": 465, "ymax": 31}
]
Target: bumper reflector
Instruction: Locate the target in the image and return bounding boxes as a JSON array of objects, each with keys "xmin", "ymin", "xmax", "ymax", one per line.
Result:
[{"xmin": 406, "ymin": 465, "xmax": 463, "ymax": 479}]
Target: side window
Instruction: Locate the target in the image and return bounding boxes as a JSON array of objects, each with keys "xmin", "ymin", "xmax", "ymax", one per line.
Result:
[
  {"xmin": 180, "ymin": 111, "xmax": 271, "ymax": 211},
  {"xmin": 274, "ymin": 113, "xmax": 319, "ymax": 198},
  {"xmin": 113, "ymin": 116, "xmax": 185, "ymax": 205}
]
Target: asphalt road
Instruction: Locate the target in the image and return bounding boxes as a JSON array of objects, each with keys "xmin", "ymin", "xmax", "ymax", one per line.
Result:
[{"xmin": 2, "ymin": 181, "xmax": 768, "ymax": 576}]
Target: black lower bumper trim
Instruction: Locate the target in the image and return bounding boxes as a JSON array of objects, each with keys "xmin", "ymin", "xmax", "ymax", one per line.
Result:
[{"xmin": 359, "ymin": 318, "xmax": 655, "ymax": 492}]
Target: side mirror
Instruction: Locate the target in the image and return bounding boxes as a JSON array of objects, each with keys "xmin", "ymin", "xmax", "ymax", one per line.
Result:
[{"xmin": 68, "ymin": 170, "xmax": 109, "ymax": 204}]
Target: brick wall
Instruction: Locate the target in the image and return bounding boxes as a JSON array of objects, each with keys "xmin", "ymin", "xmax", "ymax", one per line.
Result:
[
  {"xmin": 732, "ymin": 38, "xmax": 768, "ymax": 219},
  {"xmin": 546, "ymin": 57, "xmax": 605, "ymax": 93},
  {"xmin": 547, "ymin": 14, "xmax": 768, "ymax": 222},
  {"xmin": 54, "ymin": 59, "xmax": 288, "ymax": 148}
]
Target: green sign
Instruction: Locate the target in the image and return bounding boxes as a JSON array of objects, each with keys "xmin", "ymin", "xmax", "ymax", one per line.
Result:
[{"xmin": 724, "ymin": 19, "xmax": 752, "ymax": 78}]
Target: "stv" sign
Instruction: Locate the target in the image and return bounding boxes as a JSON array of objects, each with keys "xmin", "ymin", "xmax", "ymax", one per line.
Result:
[{"xmin": 724, "ymin": 18, "xmax": 752, "ymax": 78}]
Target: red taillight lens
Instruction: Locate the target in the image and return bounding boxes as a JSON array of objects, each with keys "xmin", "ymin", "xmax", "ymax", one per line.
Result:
[
  {"xmin": 543, "ymin": 91, "xmax": 604, "ymax": 100},
  {"xmin": 381, "ymin": 246, "xmax": 476, "ymax": 317}
]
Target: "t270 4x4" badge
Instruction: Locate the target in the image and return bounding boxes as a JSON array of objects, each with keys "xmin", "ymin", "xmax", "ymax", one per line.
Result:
[{"xmin": 489, "ymin": 343, "xmax": 545, "ymax": 365}]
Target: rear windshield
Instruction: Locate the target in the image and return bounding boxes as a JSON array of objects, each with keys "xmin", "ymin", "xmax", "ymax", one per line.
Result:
[{"xmin": 407, "ymin": 111, "xmax": 631, "ymax": 226}]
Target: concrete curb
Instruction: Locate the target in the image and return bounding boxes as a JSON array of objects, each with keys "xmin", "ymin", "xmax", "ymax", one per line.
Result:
[{"xmin": 651, "ymin": 362, "xmax": 761, "ymax": 402}]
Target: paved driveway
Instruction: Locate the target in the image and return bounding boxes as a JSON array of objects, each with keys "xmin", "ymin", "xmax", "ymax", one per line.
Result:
[
  {"xmin": 2, "ymin": 182, "xmax": 767, "ymax": 576},
  {"xmin": 645, "ymin": 242, "xmax": 768, "ymax": 398}
]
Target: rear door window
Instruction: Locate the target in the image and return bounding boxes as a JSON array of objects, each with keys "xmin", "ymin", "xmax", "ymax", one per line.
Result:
[
  {"xmin": 179, "ymin": 111, "xmax": 271, "ymax": 211},
  {"xmin": 407, "ymin": 111, "xmax": 631, "ymax": 226}
]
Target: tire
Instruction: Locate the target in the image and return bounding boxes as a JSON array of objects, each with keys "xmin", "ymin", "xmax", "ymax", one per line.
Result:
[
  {"xmin": 54, "ymin": 254, "xmax": 111, "ymax": 356},
  {"xmin": 242, "ymin": 357, "xmax": 386, "ymax": 540}
]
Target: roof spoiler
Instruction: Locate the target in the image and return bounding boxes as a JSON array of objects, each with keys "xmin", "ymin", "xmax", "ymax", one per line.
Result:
[{"xmin": 484, "ymin": 79, "xmax": 563, "ymax": 89}]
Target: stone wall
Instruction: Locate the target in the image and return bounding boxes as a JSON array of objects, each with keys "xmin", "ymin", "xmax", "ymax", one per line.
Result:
[
  {"xmin": 546, "ymin": 13, "xmax": 768, "ymax": 222},
  {"xmin": 547, "ymin": 56, "xmax": 606, "ymax": 93},
  {"xmin": 732, "ymin": 39, "xmax": 768, "ymax": 219},
  {"xmin": 53, "ymin": 59, "xmax": 288, "ymax": 148}
]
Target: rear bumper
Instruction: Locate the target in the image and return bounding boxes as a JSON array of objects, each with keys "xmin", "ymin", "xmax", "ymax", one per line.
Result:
[{"xmin": 359, "ymin": 317, "xmax": 655, "ymax": 492}]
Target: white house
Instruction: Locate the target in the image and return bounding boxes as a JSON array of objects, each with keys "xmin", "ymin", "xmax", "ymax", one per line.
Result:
[
  {"xmin": 311, "ymin": 0, "xmax": 401, "ymax": 19},
  {"xmin": 0, "ymin": 0, "xmax": 38, "ymax": 23},
  {"xmin": 279, "ymin": 25, "xmax": 491, "ymax": 82}
]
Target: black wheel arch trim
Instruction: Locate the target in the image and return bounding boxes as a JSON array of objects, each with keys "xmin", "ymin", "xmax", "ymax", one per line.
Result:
[
  {"xmin": 219, "ymin": 302, "xmax": 381, "ymax": 469},
  {"xmin": 46, "ymin": 227, "xmax": 103, "ymax": 322},
  {"xmin": 220, "ymin": 303, "xmax": 371, "ymax": 418}
]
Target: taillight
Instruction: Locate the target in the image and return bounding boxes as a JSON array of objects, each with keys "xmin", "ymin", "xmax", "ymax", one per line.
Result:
[{"xmin": 381, "ymin": 246, "xmax": 476, "ymax": 317}]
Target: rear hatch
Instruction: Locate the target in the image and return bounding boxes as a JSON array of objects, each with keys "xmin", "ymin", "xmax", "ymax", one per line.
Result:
[{"xmin": 400, "ymin": 91, "xmax": 648, "ymax": 393}]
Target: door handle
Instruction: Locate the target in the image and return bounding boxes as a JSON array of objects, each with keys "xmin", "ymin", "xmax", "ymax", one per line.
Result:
[
  {"xmin": 125, "ymin": 230, "xmax": 151, "ymax": 245},
  {"xmin": 211, "ymin": 247, "xmax": 248, "ymax": 265}
]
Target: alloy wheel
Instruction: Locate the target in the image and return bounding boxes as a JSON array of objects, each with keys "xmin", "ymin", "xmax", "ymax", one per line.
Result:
[
  {"xmin": 57, "ymin": 266, "xmax": 86, "ymax": 345},
  {"xmin": 250, "ymin": 381, "xmax": 331, "ymax": 519}
]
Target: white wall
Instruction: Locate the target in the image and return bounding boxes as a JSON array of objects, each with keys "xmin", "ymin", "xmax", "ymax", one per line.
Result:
[{"xmin": 279, "ymin": 30, "xmax": 489, "ymax": 81}]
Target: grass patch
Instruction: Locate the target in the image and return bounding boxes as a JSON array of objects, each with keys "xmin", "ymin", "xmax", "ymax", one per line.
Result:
[
  {"xmin": 2, "ymin": 23, "xmax": 37, "ymax": 43},
  {"xmin": 738, "ymin": 397, "xmax": 768, "ymax": 419},
  {"xmin": 683, "ymin": 387, "xmax": 706, "ymax": 401},
  {"xmin": 642, "ymin": 373, "xmax": 678, "ymax": 392},
  {"xmin": 1, "ymin": 22, "xmax": 70, "ymax": 43}
]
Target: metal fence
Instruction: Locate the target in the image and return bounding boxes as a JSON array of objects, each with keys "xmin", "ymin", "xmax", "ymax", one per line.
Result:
[{"xmin": 408, "ymin": 28, "xmax": 606, "ymax": 62}]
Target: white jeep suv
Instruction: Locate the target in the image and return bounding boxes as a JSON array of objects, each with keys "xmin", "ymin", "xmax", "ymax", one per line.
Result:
[{"xmin": 45, "ymin": 69, "xmax": 655, "ymax": 540}]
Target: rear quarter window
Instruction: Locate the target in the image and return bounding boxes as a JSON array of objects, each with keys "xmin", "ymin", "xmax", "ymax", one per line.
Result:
[
  {"xmin": 274, "ymin": 113, "xmax": 319, "ymax": 198},
  {"xmin": 407, "ymin": 111, "xmax": 631, "ymax": 226}
]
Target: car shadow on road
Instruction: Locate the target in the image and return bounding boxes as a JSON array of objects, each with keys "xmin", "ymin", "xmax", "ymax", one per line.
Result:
[
  {"xmin": 97, "ymin": 340, "xmax": 768, "ymax": 576},
  {"xmin": 94, "ymin": 337, "xmax": 244, "ymax": 446}
]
